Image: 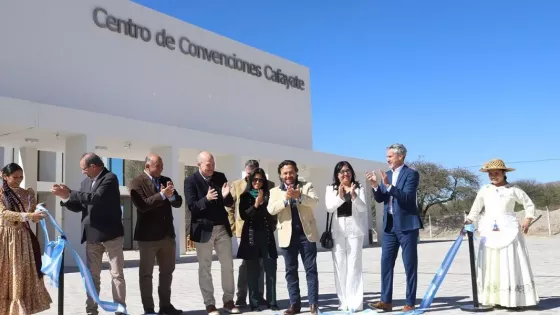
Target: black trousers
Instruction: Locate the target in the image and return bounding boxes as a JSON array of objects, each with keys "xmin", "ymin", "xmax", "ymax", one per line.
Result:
[{"xmin": 246, "ymin": 230, "xmax": 277, "ymax": 308}]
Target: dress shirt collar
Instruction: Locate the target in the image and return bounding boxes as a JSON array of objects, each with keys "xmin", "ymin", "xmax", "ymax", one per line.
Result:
[
  {"xmin": 392, "ymin": 164, "xmax": 405, "ymax": 174},
  {"xmin": 199, "ymin": 170, "xmax": 212, "ymax": 182}
]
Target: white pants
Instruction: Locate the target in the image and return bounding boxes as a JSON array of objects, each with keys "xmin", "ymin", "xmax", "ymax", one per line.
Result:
[{"xmin": 332, "ymin": 236, "xmax": 364, "ymax": 311}]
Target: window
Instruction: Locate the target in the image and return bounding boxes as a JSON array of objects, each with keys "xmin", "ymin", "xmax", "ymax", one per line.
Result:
[{"xmin": 107, "ymin": 158, "xmax": 124, "ymax": 186}]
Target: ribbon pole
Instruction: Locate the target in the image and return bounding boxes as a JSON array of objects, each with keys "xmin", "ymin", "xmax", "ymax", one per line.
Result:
[
  {"xmin": 459, "ymin": 228, "xmax": 493, "ymax": 312},
  {"xmin": 58, "ymin": 236, "xmax": 65, "ymax": 315},
  {"xmin": 36, "ymin": 205, "xmax": 128, "ymax": 314}
]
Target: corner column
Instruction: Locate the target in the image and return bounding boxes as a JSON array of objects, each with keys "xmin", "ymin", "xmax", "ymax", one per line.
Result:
[
  {"xmin": 151, "ymin": 146, "xmax": 185, "ymax": 259},
  {"xmin": 15, "ymin": 146, "xmax": 38, "ymax": 191},
  {"xmin": 214, "ymin": 154, "xmax": 244, "ymax": 255},
  {"xmin": 63, "ymin": 135, "xmax": 96, "ymax": 267},
  {"xmin": 3, "ymin": 146, "xmax": 14, "ymax": 165},
  {"xmin": 305, "ymin": 167, "xmax": 330, "ymax": 244}
]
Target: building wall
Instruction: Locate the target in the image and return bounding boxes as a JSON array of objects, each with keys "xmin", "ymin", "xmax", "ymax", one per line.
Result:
[{"xmin": 0, "ymin": 0, "xmax": 312, "ymax": 149}]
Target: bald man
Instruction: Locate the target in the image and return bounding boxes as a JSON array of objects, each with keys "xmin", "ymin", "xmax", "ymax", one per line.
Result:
[
  {"xmin": 184, "ymin": 151, "xmax": 239, "ymax": 315},
  {"xmin": 128, "ymin": 154, "xmax": 183, "ymax": 315}
]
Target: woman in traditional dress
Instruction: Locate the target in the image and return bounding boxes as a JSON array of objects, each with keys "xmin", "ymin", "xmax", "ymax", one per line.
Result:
[
  {"xmin": 465, "ymin": 159, "xmax": 539, "ymax": 309},
  {"xmin": 0, "ymin": 163, "xmax": 52, "ymax": 315}
]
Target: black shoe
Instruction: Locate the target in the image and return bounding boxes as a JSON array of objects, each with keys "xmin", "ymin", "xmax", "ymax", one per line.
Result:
[
  {"xmin": 144, "ymin": 310, "xmax": 156, "ymax": 315},
  {"xmin": 159, "ymin": 304, "xmax": 183, "ymax": 315},
  {"xmin": 251, "ymin": 305, "xmax": 265, "ymax": 312},
  {"xmin": 268, "ymin": 304, "xmax": 280, "ymax": 311},
  {"xmin": 235, "ymin": 299, "xmax": 248, "ymax": 307}
]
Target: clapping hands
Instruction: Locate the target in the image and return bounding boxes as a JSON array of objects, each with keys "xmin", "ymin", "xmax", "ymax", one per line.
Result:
[
  {"xmin": 339, "ymin": 183, "xmax": 358, "ymax": 200},
  {"xmin": 366, "ymin": 170, "xmax": 390, "ymax": 188},
  {"xmin": 285, "ymin": 184, "xmax": 301, "ymax": 200},
  {"xmin": 206, "ymin": 182, "xmax": 231, "ymax": 201},
  {"xmin": 160, "ymin": 181, "xmax": 175, "ymax": 198},
  {"xmin": 51, "ymin": 184, "xmax": 70, "ymax": 199},
  {"xmin": 255, "ymin": 189, "xmax": 264, "ymax": 207}
]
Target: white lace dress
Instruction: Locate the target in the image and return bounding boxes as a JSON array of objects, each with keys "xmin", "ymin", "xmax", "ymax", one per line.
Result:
[{"xmin": 466, "ymin": 184, "xmax": 539, "ymax": 308}]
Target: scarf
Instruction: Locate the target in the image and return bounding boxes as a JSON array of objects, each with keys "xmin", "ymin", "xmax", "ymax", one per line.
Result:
[{"xmin": 249, "ymin": 189, "xmax": 259, "ymax": 199}]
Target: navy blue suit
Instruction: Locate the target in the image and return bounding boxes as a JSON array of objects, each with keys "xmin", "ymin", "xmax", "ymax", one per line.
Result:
[{"xmin": 373, "ymin": 165, "xmax": 423, "ymax": 307}]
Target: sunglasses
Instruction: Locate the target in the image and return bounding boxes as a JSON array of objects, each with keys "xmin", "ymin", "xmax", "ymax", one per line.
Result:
[{"xmin": 252, "ymin": 178, "xmax": 265, "ymax": 183}]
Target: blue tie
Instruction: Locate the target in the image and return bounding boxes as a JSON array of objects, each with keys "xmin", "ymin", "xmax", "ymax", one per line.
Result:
[{"xmin": 152, "ymin": 177, "xmax": 160, "ymax": 191}]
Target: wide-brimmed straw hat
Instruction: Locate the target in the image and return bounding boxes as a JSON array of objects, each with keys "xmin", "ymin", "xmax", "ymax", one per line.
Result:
[{"xmin": 479, "ymin": 159, "xmax": 515, "ymax": 173}]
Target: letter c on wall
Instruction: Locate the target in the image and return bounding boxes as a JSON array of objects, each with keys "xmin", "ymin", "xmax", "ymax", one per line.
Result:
[{"xmin": 93, "ymin": 7, "xmax": 108, "ymax": 28}]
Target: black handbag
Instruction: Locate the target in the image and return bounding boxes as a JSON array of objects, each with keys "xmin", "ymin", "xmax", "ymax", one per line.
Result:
[{"xmin": 319, "ymin": 212, "xmax": 335, "ymax": 249}]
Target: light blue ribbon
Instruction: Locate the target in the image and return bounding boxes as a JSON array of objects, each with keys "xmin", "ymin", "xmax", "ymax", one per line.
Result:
[
  {"xmin": 36, "ymin": 205, "xmax": 128, "ymax": 314},
  {"xmin": 393, "ymin": 224, "xmax": 476, "ymax": 315},
  {"xmin": 318, "ymin": 308, "xmax": 376, "ymax": 315}
]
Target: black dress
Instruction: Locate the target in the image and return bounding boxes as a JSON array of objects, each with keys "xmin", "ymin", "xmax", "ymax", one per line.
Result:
[{"xmin": 236, "ymin": 191, "xmax": 278, "ymax": 309}]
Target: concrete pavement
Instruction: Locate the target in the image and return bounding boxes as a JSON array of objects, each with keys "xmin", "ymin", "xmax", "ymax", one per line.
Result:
[{"xmin": 39, "ymin": 235, "xmax": 560, "ymax": 314}]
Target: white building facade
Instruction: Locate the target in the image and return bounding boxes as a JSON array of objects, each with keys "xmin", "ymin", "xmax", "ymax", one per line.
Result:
[{"xmin": 0, "ymin": 0, "xmax": 385, "ymax": 267}]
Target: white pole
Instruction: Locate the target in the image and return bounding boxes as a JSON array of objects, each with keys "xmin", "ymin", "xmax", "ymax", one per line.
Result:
[
  {"xmin": 429, "ymin": 214, "xmax": 432, "ymax": 239},
  {"xmin": 547, "ymin": 206, "xmax": 552, "ymax": 236}
]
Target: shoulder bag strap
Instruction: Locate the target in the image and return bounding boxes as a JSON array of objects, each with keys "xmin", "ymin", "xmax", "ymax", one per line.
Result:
[{"xmin": 326, "ymin": 212, "xmax": 335, "ymax": 232}]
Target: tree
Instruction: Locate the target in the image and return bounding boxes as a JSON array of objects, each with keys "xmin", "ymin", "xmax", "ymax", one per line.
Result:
[
  {"xmin": 123, "ymin": 159, "xmax": 145, "ymax": 187},
  {"xmin": 409, "ymin": 160, "xmax": 480, "ymax": 218},
  {"xmin": 511, "ymin": 180, "xmax": 560, "ymax": 210},
  {"xmin": 541, "ymin": 183, "xmax": 560, "ymax": 209}
]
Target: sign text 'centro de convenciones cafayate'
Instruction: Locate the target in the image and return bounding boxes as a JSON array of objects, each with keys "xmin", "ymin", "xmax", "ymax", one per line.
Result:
[{"xmin": 92, "ymin": 7, "xmax": 305, "ymax": 91}]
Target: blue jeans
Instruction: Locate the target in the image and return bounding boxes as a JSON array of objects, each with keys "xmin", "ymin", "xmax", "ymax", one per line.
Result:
[{"xmin": 281, "ymin": 231, "xmax": 319, "ymax": 305}]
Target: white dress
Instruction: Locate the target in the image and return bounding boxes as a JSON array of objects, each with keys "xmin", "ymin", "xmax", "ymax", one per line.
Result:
[{"xmin": 467, "ymin": 184, "xmax": 539, "ymax": 308}]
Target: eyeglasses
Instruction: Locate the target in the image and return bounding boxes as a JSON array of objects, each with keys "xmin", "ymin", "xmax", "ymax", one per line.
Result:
[
  {"xmin": 339, "ymin": 169, "xmax": 352, "ymax": 174},
  {"xmin": 252, "ymin": 178, "xmax": 265, "ymax": 183},
  {"xmin": 82, "ymin": 165, "xmax": 92, "ymax": 171}
]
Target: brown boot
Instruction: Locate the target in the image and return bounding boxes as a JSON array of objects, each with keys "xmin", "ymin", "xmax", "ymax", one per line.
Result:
[
  {"xmin": 402, "ymin": 305, "xmax": 415, "ymax": 312},
  {"xmin": 369, "ymin": 301, "xmax": 392, "ymax": 312},
  {"xmin": 309, "ymin": 304, "xmax": 319, "ymax": 315},
  {"xmin": 283, "ymin": 304, "xmax": 301, "ymax": 315}
]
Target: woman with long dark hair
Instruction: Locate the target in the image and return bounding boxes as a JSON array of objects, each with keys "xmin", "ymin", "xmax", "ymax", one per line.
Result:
[
  {"xmin": 0, "ymin": 163, "xmax": 52, "ymax": 314},
  {"xmin": 236, "ymin": 168, "xmax": 278, "ymax": 311},
  {"xmin": 325, "ymin": 161, "xmax": 367, "ymax": 312}
]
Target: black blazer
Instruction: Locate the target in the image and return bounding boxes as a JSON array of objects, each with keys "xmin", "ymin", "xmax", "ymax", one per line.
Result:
[
  {"xmin": 237, "ymin": 191, "xmax": 278, "ymax": 260},
  {"xmin": 129, "ymin": 173, "xmax": 183, "ymax": 242},
  {"xmin": 184, "ymin": 171, "xmax": 234, "ymax": 243},
  {"xmin": 61, "ymin": 168, "xmax": 124, "ymax": 244}
]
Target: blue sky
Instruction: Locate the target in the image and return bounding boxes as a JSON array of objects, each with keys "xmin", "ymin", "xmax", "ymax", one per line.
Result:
[{"xmin": 133, "ymin": 0, "xmax": 559, "ymax": 183}]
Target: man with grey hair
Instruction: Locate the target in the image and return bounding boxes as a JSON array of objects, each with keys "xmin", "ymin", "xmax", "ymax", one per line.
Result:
[
  {"xmin": 366, "ymin": 143, "xmax": 423, "ymax": 313},
  {"xmin": 51, "ymin": 152, "xmax": 126, "ymax": 315},
  {"xmin": 184, "ymin": 151, "xmax": 239, "ymax": 315},
  {"xmin": 229, "ymin": 159, "xmax": 275, "ymax": 307}
]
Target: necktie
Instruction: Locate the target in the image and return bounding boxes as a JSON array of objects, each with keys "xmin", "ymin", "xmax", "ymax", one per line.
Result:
[{"xmin": 152, "ymin": 177, "xmax": 160, "ymax": 191}]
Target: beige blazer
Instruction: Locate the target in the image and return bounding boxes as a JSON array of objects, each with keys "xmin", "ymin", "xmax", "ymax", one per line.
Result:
[
  {"xmin": 267, "ymin": 181, "xmax": 319, "ymax": 248},
  {"xmin": 229, "ymin": 178, "xmax": 275, "ymax": 238}
]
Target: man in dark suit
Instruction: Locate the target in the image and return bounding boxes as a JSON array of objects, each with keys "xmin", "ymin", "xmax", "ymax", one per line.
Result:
[
  {"xmin": 184, "ymin": 151, "xmax": 239, "ymax": 315},
  {"xmin": 366, "ymin": 144, "xmax": 423, "ymax": 313},
  {"xmin": 128, "ymin": 153, "xmax": 183, "ymax": 315},
  {"xmin": 51, "ymin": 152, "xmax": 126, "ymax": 315}
]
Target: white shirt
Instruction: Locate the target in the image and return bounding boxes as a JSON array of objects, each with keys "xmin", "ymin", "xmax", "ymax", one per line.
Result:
[{"xmin": 388, "ymin": 164, "xmax": 404, "ymax": 214}]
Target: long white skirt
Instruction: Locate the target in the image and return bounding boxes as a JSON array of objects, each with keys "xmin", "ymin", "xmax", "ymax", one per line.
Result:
[{"xmin": 476, "ymin": 215, "xmax": 539, "ymax": 307}]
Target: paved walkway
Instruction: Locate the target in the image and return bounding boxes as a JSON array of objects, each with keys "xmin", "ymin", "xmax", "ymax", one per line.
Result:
[{"xmin": 40, "ymin": 236, "xmax": 560, "ymax": 314}]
